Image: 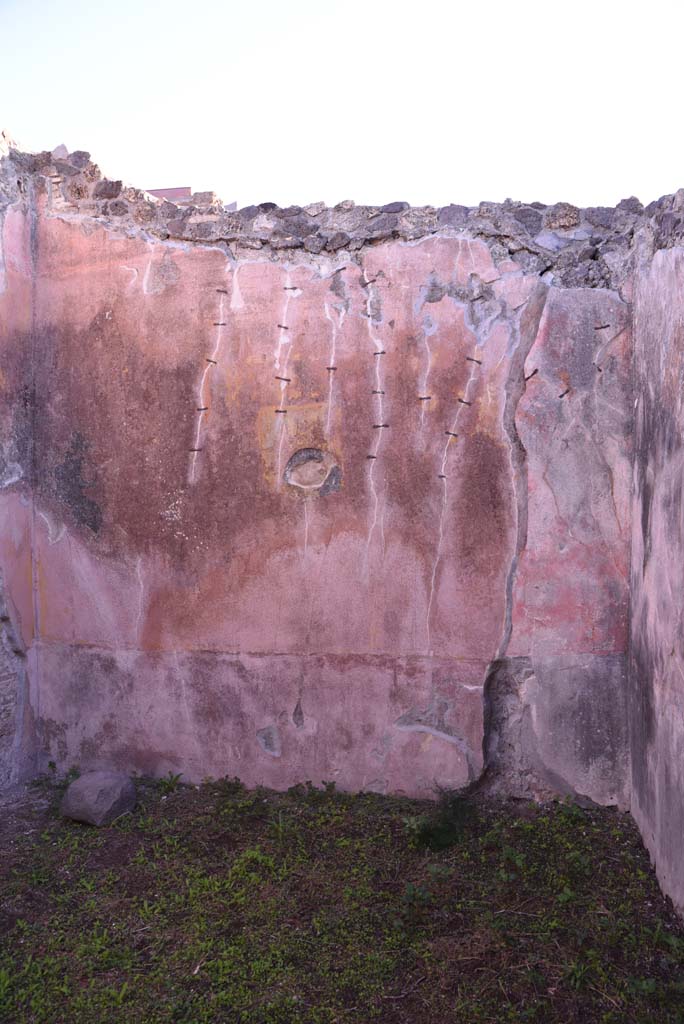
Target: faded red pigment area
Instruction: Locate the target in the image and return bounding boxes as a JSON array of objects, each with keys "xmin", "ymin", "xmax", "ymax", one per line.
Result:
[
  {"xmin": 509, "ymin": 288, "xmax": 632, "ymax": 658},
  {"xmin": 31, "ymin": 229, "xmax": 517, "ymax": 661}
]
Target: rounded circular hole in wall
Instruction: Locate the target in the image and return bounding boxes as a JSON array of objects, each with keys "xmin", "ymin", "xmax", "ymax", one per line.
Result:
[{"xmin": 283, "ymin": 448, "xmax": 341, "ymax": 496}]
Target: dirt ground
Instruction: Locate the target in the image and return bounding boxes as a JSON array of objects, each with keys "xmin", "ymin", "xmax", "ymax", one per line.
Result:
[{"xmin": 1, "ymin": 773, "xmax": 683, "ymax": 1023}]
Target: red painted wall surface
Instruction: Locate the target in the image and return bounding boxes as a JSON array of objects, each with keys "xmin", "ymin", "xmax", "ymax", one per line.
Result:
[{"xmin": 0, "ymin": 185, "xmax": 633, "ymax": 799}]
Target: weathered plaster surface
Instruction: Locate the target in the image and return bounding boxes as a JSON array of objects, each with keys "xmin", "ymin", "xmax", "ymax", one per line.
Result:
[
  {"xmin": 25, "ymin": 220, "xmax": 532, "ymax": 796},
  {"xmin": 0, "ymin": 143, "xmax": 637, "ymax": 805},
  {"xmin": 0, "ymin": 138, "xmax": 35, "ymax": 785},
  {"xmin": 491, "ymin": 286, "xmax": 633, "ymax": 807},
  {"xmin": 630, "ymin": 241, "xmax": 684, "ymax": 913}
]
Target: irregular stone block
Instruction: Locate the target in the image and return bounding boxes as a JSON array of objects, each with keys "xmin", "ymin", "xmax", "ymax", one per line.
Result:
[
  {"xmin": 365, "ymin": 213, "xmax": 398, "ymax": 239},
  {"xmin": 93, "ymin": 179, "xmax": 122, "ymax": 200},
  {"xmin": 437, "ymin": 204, "xmax": 469, "ymax": 228},
  {"xmin": 303, "ymin": 233, "xmax": 325, "ymax": 253},
  {"xmin": 60, "ymin": 770, "xmax": 136, "ymax": 826},
  {"xmin": 583, "ymin": 206, "xmax": 615, "ymax": 229},
  {"xmin": 543, "ymin": 202, "xmax": 580, "ymax": 230},
  {"xmin": 513, "ymin": 206, "xmax": 543, "ymax": 235},
  {"xmin": 68, "ymin": 150, "xmax": 91, "ymax": 169},
  {"xmin": 324, "ymin": 230, "xmax": 350, "ymax": 251},
  {"xmin": 379, "ymin": 202, "xmax": 408, "ymax": 214},
  {"xmin": 616, "ymin": 195, "xmax": 643, "ymax": 215}
]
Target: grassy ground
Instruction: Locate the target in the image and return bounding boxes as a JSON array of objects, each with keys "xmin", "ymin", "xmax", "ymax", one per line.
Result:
[{"xmin": 1, "ymin": 774, "xmax": 683, "ymax": 1023}]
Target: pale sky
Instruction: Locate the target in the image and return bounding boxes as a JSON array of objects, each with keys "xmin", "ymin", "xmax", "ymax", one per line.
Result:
[{"xmin": 1, "ymin": 0, "xmax": 682, "ymax": 209}]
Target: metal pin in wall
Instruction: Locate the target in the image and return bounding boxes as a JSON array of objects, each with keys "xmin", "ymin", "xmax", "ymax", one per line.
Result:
[
  {"xmin": 559, "ymin": 388, "xmax": 570, "ymax": 399},
  {"xmin": 189, "ymin": 448, "xmax": 203, "ymax": 452},
  {"xmin": 206, "ymin": 358, "xmax": 218, "ymax": 364},
  {"xmin": 372, "ymin": 390, "xmax": 385, "ymax": 395},
  {"xmin": 373, "ymin": 423, "xmax": 390, "ymax": 429},
  {"xmin": 373, "ymin": 350, "xmax": 386, "ymax": 356},
  {"xmin": 366, "ymin": 454, "xmax": 377, "ymax": 459},
  {"xmin": 196, "ymin": 406, "xmax": 209, "ymax": 412},
  {"xmin": 445, "ymin": 431, "xmax": 458, "ymax": 437},
  {"xmin": 457, "ymin": 398, "xmax": 472, "ymax": 406},
  {"xmin": 594, "ymin": 324, "xmax": 610, "ymax": 330},
  {"xmin": 466, "ymin": 356, "xmax": 482, "ymax": 365},
  {"xmin": 525, "ymin": 368, "xmax": 538, "ymax": 382},
  {"xmin": 277, "ymin": 324, "xmax": 289, "ymax": 330},
  {"xmin": 216, "ymin": 288, "xmax": 229, "ymax": 294},
  {"xmin": 438, "ymin": 473, "xmax": 446, "ymax": 479},
  {"xmin": 283, "ymin": 286, "xmax": 299, "ymax": 291},
  {"xmin": 213, "ymin": 322, "xmax": 227, "ymax": 326},
  {"xmin": 275, "ymin": 376, "xmax": 291, "ymax": 382},
  {"xmin": 275, "ymin": 409, "xmax": 288, "ymax": 414},
  {"xmin": 418, "ymin": 396, "xmax": 432, "ymax": 401},
  {"xmin": 326, "ymin": 366, "xmax": 337, "ymax": 372}
]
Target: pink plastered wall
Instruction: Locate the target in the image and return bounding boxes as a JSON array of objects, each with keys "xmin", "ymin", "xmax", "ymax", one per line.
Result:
[{"xmin": 0, "ymin": 193, "xmax": 633, "ymax": 800}]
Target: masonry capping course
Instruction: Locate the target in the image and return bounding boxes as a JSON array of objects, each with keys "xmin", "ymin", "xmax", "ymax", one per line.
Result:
[{"xmin": 3, "ymin": 140, "xmax": 684, "ymax": 288}]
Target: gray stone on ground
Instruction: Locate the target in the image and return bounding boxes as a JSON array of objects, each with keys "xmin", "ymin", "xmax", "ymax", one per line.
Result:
[{"xmin": 60, "ymin": 770, "xmax": 136, "ymax": 826}]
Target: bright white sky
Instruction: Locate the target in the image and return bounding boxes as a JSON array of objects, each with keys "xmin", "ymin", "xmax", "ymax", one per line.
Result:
[{"xmin": 1, "ymin": 0, "xmax": 682, "ymax": 209}]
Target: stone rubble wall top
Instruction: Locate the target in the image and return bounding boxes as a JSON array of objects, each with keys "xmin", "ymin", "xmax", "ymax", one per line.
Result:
[{"xmin": 3, "ymin": 141, "xmax": 684, "ymax": 289}]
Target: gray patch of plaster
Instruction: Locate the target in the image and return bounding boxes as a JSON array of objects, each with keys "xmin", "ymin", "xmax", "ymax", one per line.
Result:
[
  {"xmin": 480, "ymin": 654, "xmax": 630, "ymax": 808},
  {"xmin": 142, "ymin": 252, "xmax": 181, "ymax": 295},
  {"xmin": 0, "ymin": 573, "xmax": 25, "ymax": 789},
  {"xmin": 256, "ymin": 724, "xmax": 282, "ymax": 758},
  {"xmin": 292, "ymin": 700, "xmax": 304, "ymax": 729}
]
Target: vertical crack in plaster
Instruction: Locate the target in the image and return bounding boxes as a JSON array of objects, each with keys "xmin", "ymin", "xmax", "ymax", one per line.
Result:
[
  {"xmin": 324, "ymin": 301, "xmax": 345, "ymax": 438},
  {"xmin": 418, "ymin": 315, "xmax": 437, "ymax": 434},
  {"xmin": 188, "ymin": 262, "xmax": 234, "ymax": 485},
  {"xmin": 425, "ymin": 359, "xmax": 480, "ymax": 654},
  {"xmin": 275, "ymin": 272, "xmax": 300, "ymax": 487},
  {"xmin": 365, "ymin": 277, "xmax": 387, "ymax": 560},
  {"xmin": 495, "ymin": 283, "xmax": 548, "ymax": 660}
]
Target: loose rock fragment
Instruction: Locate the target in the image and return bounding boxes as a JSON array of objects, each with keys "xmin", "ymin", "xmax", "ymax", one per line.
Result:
[{"xmin": 60, "ymin": 770, "xmax": 136, "ymax": 826}]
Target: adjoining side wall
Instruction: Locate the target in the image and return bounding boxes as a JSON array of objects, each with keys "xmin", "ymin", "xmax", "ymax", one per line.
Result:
[
  {"xmin": 630, "ymin": 246, "xmax": 684, "ymax": 913},
  {"xmin": 0, "ymin": 177, "xmax": 36, "ymax": 786}
]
